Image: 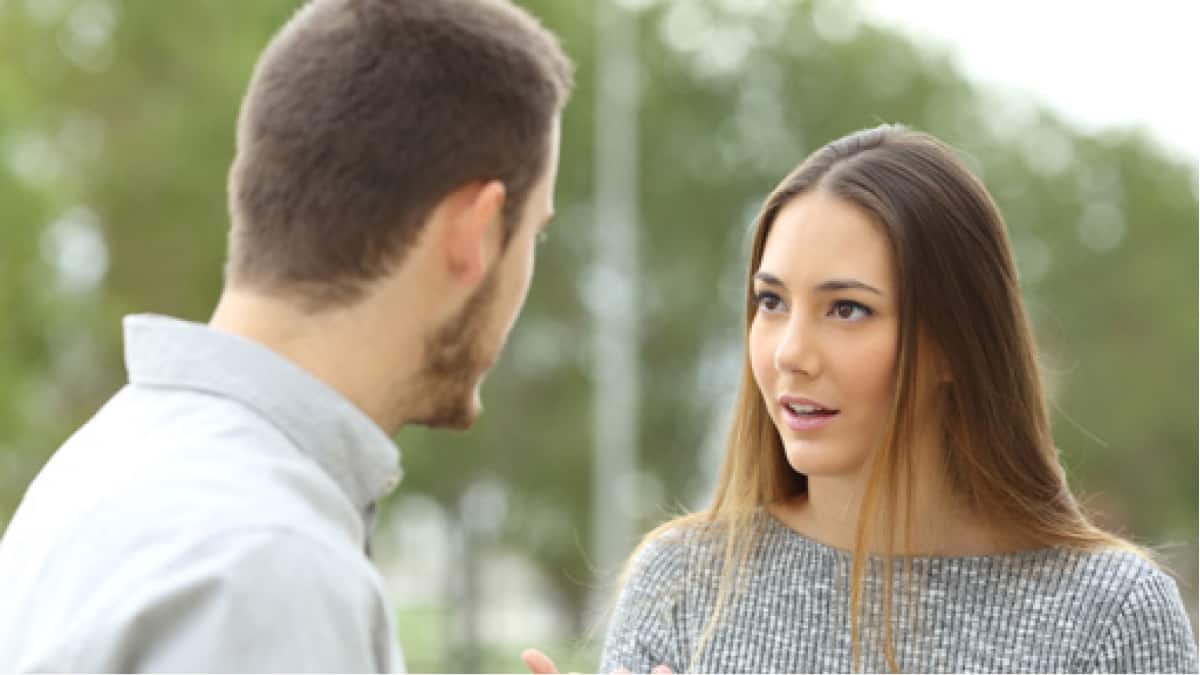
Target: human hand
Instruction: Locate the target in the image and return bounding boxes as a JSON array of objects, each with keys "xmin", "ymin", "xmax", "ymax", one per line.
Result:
[
  {"xmin": 520, "ymin": 648, "xmax": 672, "ymax": 674},
  {"xmin": 521, "ymin": 649, "xmax": 563, "ymax": 674}
]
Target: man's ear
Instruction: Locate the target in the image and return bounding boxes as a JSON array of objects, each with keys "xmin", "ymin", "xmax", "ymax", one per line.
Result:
[{"xmin": 439, "ymin": 180, "xmax": 506, "ymax": 288}]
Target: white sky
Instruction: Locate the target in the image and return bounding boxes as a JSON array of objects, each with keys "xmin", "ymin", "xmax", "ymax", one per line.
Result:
[{"xmin": 858, "ymin": 0, "xmax": 1200, "ymax": 163}]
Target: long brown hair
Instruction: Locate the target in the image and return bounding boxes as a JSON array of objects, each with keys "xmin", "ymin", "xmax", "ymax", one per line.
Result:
[{"xmin": 629, "ymin": 124, "xmax": 1146, "ymax": 671}]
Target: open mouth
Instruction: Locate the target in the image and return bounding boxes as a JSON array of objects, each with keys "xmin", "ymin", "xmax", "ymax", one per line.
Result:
[
  {"xmin": 780, "ymin": 400, "xmax": 840, "ymax": 431},
  {"xmin": 784, "ymin": 402, "xmax": 837, "ymax": 416}
]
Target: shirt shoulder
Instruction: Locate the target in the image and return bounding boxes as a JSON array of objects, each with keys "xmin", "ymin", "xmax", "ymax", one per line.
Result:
[
  {"xmin": 1060, "ymin": 548, "xmax": 1187, "ymax": 613},
  {"xmin": 0, "ymin": 395, "xmax": 393, "ymax": 671},
  {"xmin": 1075, "ymin": 549, "xmax": 1199, "ymax": 673},
  {"xmin": 28, "ymin": 384, "xmax": 366, "ymax": 551},
  {"xmin": 49, "ymin": 526, "xmax": 396, "ymax": 672},
  {"xmin": 600, "ymin": 522, "xmax": 722, "ymax": 673},
  {"xmin": 626, "ymin": 525, "xmax": 693, "ymax": 586}
]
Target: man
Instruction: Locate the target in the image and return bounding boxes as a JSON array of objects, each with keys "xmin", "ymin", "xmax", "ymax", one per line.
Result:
[{"xmin": 0, "ymin": 0, "xmax": 570, "ymax": 670}]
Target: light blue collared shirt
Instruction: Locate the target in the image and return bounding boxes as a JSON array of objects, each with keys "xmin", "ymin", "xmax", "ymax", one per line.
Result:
[{"xmin": 0, "ymin": 314, "xmax": 406, "ymax": 672}]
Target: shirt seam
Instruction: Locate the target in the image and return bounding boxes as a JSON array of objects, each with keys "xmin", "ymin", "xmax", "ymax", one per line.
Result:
[{"xmin": 1083, "ymin": 567, "xmax": 1157, "ymax": 673}]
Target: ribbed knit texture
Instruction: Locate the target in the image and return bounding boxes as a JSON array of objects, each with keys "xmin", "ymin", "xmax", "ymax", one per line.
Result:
[{"xmin": 600, "ymin": 513, "xmax": 1198, "ymax": 673}]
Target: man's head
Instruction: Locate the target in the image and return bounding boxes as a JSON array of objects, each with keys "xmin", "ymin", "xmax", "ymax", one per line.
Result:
[
  {"xmin": 221, "ymin": 0, "xmax": 572, "ymax": 430},
  {"xmin": 406, "ymin": 122, "xmax": 560, "ymax": 429}
]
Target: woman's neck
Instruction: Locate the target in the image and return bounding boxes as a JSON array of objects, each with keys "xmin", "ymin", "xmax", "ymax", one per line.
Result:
[{"xmin": 768, "ymin": 466, "xmax": 1033, "ymax": 557}]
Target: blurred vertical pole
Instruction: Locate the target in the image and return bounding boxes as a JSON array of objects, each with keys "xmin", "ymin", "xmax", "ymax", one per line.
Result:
[
  {"xmin": 447, "ymin": 506, "xmax": 480, "ymax": 673},
  {"xmin": 591, "ymin": 0, "xmax": 640, "ymax": 611}
]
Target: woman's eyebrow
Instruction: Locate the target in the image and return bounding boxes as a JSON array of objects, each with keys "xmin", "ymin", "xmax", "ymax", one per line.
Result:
[
  {"xmin": 752, "ymin": 271, "xmax": 785, "ymax": 287},
  {"xmin": 815, "ymin": 278, "xmax": 884, "ymax": 295},
  {"xmin": 754, "ymin": 273, "xmax": 884, "ymax": 296}
]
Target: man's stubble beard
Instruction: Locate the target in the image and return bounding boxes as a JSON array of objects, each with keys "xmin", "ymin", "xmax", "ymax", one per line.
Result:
[{"xmin": 408, "ymin": 271, "xmax": 500, "ymax": 429}]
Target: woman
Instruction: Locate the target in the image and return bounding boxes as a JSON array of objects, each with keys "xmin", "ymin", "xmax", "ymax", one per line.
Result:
[{"xmin": 599, "ymin": 125, "xmax": 1197, "ymax": 673}]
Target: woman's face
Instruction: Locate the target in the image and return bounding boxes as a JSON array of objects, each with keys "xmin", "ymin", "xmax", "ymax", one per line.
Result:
[{"xmin": 750, "ymin": 190, "xmax": 899, "ymax": 481}]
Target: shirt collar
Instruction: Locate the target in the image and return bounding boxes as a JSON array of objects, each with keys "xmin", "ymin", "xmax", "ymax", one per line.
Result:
[{"xmin": 122, "ymin": 314, "xmax": 402, "ymax": 517}]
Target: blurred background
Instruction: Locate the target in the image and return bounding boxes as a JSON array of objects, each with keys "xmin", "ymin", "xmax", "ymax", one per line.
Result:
[{"xmin": 1, "ymin": 0, "xmax": 1196, "ymax": 671}]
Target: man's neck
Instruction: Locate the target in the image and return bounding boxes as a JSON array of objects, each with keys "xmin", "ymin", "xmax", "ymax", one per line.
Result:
[{"xmin": 208, "ymin": 287, "xmax": 425, "ymax": 435}]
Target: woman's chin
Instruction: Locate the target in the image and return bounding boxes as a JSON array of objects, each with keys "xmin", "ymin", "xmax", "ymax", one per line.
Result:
[{"xmin": 783, "ymin": 444, "xmax": 862, "ymax": 480}]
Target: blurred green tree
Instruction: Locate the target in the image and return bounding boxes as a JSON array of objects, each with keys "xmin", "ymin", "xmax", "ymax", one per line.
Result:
[{"xmin": 1, "ymin": 0, "xmax": 1195, "ymax": 667}]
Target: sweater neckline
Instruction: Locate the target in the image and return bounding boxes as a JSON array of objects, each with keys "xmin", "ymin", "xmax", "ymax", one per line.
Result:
[{"xmin": 759, "ymin": 509, "xmax": 1066, "ymax": 564}]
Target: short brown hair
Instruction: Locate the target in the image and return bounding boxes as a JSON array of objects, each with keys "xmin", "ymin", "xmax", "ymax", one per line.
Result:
[{"xmin": 226, "ymin": 0, "xmax": 573, "ymax": 308}]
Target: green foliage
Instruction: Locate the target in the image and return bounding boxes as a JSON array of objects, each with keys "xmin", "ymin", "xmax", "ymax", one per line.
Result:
[{"xmin": 1, "ymin": 0, "xmax": 1195, "ymax": 668}]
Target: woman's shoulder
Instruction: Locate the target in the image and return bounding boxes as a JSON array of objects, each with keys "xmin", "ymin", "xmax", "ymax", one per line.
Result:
[
  {"xmin": 1064, "ymin": 546, "xmax": 1176, "ymax": 589},
  {"xmin": 1047, "ymin": 546, "xmax": 1189, "ymax": 617},
  {"xmin": 624, "ymin": 516, "xmax": 734, "ymax": 585},
  {"xmin": 1061, "ymin": 547, "xmax": 1199, "ymax": 671},
  {"xmin": 627, "ymin": 520, "xmax": 699, "ymax": 569}
]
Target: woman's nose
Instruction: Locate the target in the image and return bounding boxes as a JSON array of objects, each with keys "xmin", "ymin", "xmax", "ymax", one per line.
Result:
[{"xmin": 774, "ymin": 318, "xmax": 819, "ymax": 377}]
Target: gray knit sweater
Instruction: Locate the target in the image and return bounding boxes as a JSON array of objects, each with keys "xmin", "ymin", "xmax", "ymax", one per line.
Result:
[{"xmin": 600, "ymin": 513, "xmax": 1198, "ymax": 673}]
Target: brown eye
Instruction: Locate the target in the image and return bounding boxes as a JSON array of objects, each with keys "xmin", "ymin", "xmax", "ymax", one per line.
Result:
[
  {"xmin": 830, "ymin": 300, "xmax": 871, "ymax": 321},
  {"xmin": 754, "ymin": 291, "xmax": 784, "ymax": 313}
]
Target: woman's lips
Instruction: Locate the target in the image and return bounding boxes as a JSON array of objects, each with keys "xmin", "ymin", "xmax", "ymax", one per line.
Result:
[{"xmin": 781, "ymin": 404, "xmax": 839, "ymax": 431}]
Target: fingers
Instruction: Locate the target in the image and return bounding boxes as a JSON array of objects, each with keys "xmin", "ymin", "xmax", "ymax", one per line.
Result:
[
  {"xmin": 521, "ymin": 648, "xmax": 560, "ymax": 674},
  {"xmin": 651, "ymin": 666, "xmax": 673, "ymax": 674}
]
